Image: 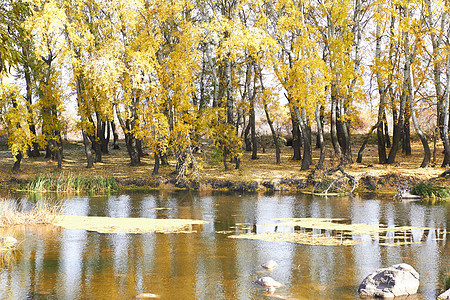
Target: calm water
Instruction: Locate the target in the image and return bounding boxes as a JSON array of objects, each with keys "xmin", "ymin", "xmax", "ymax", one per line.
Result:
[{"xmin": 0, "ymin": 191, "xmax": 449, "ymax": 299}]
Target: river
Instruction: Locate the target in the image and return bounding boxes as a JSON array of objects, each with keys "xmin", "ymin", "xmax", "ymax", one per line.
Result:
[{"xmin": 0, "ymin": 191, "xmax": 448, "ymax": 299}]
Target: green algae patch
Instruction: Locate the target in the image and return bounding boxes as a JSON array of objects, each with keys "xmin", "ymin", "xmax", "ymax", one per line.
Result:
[
  {"xmin": 229, "ymin": 231, "xmax": 361, "ymax": 246},
  {"xmin": 53, "ymin": 215, "xmax": 208, "ymax": 234}
]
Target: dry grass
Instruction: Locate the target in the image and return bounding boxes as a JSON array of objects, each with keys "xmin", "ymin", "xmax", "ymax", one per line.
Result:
[
  {"xmin": 0, "ymin": 200, "xmax": 61, "ymax": 227},
  {"xmin": 0, "ymin": 136, "xmax": 447, "ymax": 189}
]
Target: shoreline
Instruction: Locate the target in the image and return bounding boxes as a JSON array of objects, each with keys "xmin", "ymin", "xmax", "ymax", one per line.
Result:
[{"xmin": 2, "ymin": 169, "xmax": 448, "ymax": 198}]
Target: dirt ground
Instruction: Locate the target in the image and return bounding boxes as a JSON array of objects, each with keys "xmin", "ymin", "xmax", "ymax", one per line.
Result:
[{"xmin": 0, "ymin": 135, "xmax": 448, "ymax": 192}]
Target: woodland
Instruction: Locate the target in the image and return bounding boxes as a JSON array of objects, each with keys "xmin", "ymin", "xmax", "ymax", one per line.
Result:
[{"xmin": 1, "ymin": 0, "xmax": 450, "ymax": 179}]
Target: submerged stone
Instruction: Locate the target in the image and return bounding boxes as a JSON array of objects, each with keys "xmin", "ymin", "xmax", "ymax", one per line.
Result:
[
  {"xmin": 261, "ymin": 260, "xmax": 278, "ymax": 270},
  {"xmin": 358, "ymin": 263, "xmax": 419, "ymax": 298},
  {"xmin": 136, "ymin": 293, "xmax": 160, "ymax": 299},
  {"xmin": 255, "ymin": 277, "xmax": 282, "ymax": 288}
]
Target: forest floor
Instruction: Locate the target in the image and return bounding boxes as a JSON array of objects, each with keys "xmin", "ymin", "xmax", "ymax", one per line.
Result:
[{"xmin": 0, "ymin": 134, "xmax": 448, "ymax": 195}]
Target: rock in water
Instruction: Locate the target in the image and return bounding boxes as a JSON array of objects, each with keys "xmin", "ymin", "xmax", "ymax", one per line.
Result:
[
  {"xmin": 358, "ymin": 263, "xmax": 419, "ymax": 298},
  {"xmin": 255, "ymin": 277, "xmax": 282, "ymax": 288},
  {"xmin": 438, "ymin": 289, "xmax": 450, "ymax": 300},
  {"xmin": 261, "ymin": 260, "xmax": 278, "ymax": 270}
]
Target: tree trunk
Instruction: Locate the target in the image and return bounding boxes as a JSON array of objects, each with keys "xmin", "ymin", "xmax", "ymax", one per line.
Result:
[
  {"xmin": 330, "ymin": 92, "xmax": 342, "ymax": 159},
  {"xmin": 291, "ymin": 109, "xmax": 302, "ymax": 160},
  {"xmin": 357, "ymin": 121, "xmax": 381, "ymax": 163},
  {"xmin": 111, "ymin": 121, "xmax": 120, "ymax": 149},
  {"xmin": 13, "ymin": 152, "xmax": 22, "ymax": 172},
  {"xmin": 258, "ymin": 64, "xmax": 280, "ymax": 164},
  {"xmin": 384, "ymin": 113, "xmax": 391, "ymax": 148},
  {"xmin": 402, "ymin": 106, "xmax": 411, "ymax": 156},
  {"xmin": 152, "ymin": 152, "xmax": 160, "ymax": 175},
  {"xmin": 88, "ymin": 130, "xmax": 102, "ymax": 163},
  {"xmin": 99, "ymin": 119, "xmax": 109, "ymax": 154},
  {"xmin": 442, "ymin": 53, "xmax": 450, "ymax": 167},
  {"xmin": 23, "ymin": 46, "xmax": 40, "ymax": 158},
  {"xmin": 115, "ymin": 105, "xmax": 140, "ymax": 166},
  {"xmin": 82, "ymin": 130, "xmax": 94, "ymax": 168},
  {"xmin": 250, "ymin": 104, "xmax": 257, "ymax": 160},
  {"xmin": 244, "ymin": 121, "xmax": 252, "ymax": 151},
  {"xmin": 316, "ymin": 105, "xmax": 325, "ymax": 149},
  {"xmin": 377, "ymin": 120, "xmax": 387, "ymax": 164},
  {"xmin": 137, "ymin": 139, "xmax": 144, "ymax": 158},
  {"xmin": 374, "ymin": 16, "xmax": 387, "ymax": 164},
  {"xmin": 425, "ymin": 0, "xmax": 446, "ymax": 142},
  {"xmin": 125, "ymin": 132, "xmax": 140, "ymax": 166},
  {"xmin": 403, "ymin": 15, "xmax": 430, "ymax": 167},
  {"xmin": 295, "ymin": 106, "xmax": 312, "ymax": 170},
  {"xmin": 315, "ymin": 105, "xmax": 325, "ymax": 169},
  {"xmin": 387, "ymin": 91, "xmax": 407, "ymax": 163}
]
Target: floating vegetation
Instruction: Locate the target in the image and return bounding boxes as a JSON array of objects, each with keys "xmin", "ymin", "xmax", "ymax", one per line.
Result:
[
  {"xmin": 228, "ymin": 218, "xmax": 439, "ymax": 247},
  {"xmin": 53, "ymin": 215, "xmax": 208, "ymax": 234},
  {"xmin": 229, "ymin": 231, "xmax": 361, "ymax": 246},
  {"xmin": 26, "ymin": 173, "xmax": 117, "ymax": 194}
]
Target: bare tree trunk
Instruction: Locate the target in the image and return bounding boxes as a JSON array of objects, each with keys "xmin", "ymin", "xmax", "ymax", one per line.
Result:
[
  {"xmin": 294, "ymin": 106, "xmax": 312, "ymax": 170},
  {"xmin": 23, "ymin": 46, "xmax": 40, "ymax": 158},
  {"xmin": 111, "ymin": 121, "xmax": 120, "ymax": 149},
  {"xmin": 13, "ymin": 152, "xmax": 22, "ymax": 172},
  {"xmin": 244, "ymin": 121, "xmax": 252, "ymax": 151},
  {"xmin": 384, "ymin": 112, "xmax": 391, "ymax": 148},
  {"xmin": 357, "ymin": 121, "xmax": 381, "ymax": 163},
  {"xmin": 442, "ymin": 53, "xmax": 450, "ymax": 167},
  {"xmin": 374, "ymin": 14, "xmax": 387, "ymax": 164},
  {"xmin": 291, "ymin": 109, "xmax": 302, "ymax": 160},
  {"xmin": 425, "ymin": 0, "xmax": 446, "ymax": 142},
  {"xmin": 387, "ymin": 89, "xmax": 407, "ymax": 163},
  {"xmin": 82, "ymin": 131, "xmax": 94, "ymax": 168},
  {"xmin": 115, "ymin": 105, "xmax": 140, "ymax": 166},
  {"xmin": 257, "ymin": 64, "xmax": 280, "ymax": 164},
  {"xmin": 315, "ymin": 105, "xmax": 325, "ymax": 169},
  {"xmin": 330, "ymin": 92, "xmax": 341, "ymax": 159},
  {"xmin": 403, "ymin": 13, "xmax": 430, "ymax": 167},
  {"xmin": 152, "ymin": 152, "xmax": 160, "ymax": 175},
  {"xmin": 402, "ymin": 106, "xmax": 411, "ymax": 155},
  {"xmin": 205, "ymin": 45, "xmax": 219, "ymax": 108}
]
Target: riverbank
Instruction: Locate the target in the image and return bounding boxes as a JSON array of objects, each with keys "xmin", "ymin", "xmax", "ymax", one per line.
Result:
[{"xmin": 0, "ymin": 138, "xmax": 448, "ymax": 196}]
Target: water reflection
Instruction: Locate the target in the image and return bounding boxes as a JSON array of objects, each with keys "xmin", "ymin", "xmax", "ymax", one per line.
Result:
[{"xmin": 0, "ymin": 191, "xmax": 448, "ymax": 299}]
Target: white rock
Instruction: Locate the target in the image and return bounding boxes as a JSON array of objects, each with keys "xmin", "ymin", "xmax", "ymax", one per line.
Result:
[
  {"xmin": 358, "ymin": 263, "xmax": 419, "ymax": 298},
  {"xmin": 438, "ymin": 289, "xmax": 450, "ymax": 300},
  {"xmin": 255, "ymin": 277, "xmax": 282, "ymax": 288},
  {"xmin": 261, "ymin": 260, "xmax": 278, "ymax": 270}
]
